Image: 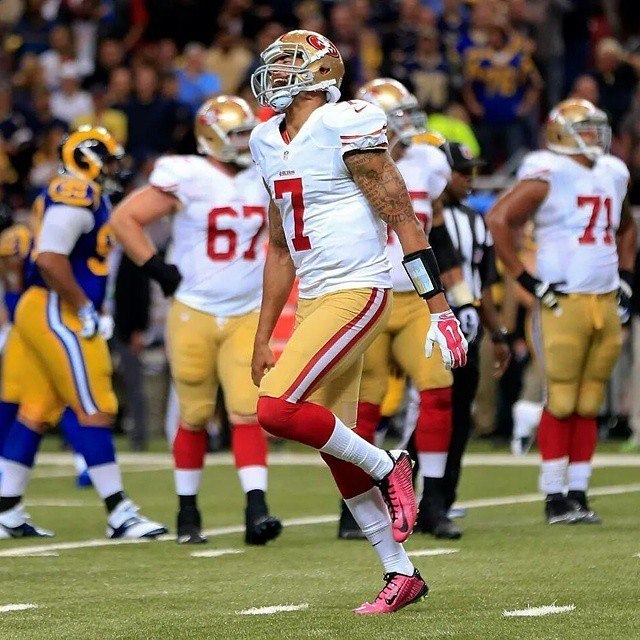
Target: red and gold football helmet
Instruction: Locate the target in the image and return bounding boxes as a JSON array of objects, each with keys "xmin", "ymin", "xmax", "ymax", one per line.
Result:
[
  {"xmin": 251, "ymin": 30, "xmax": 345, "ymax": 112},
  {"xmin": 195, "ymin": 95, "xmax": 258, "ymax": 167}
]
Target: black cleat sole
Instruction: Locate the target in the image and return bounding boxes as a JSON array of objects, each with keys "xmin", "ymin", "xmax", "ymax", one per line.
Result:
[{"xmin": 245, "ymin": 515, "xmax": 282, "ymax": 545}]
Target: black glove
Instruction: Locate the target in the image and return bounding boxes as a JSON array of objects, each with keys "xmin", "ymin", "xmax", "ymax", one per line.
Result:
[
  {"xmin": 517, "ymin": 271, "xmax": 564, "ymax": 310},
  {"xmin": 617, "ymin": 269, "xmax": 633, "ymax": 324},
  {"xmin": 141, "ymin": 254, "xmax": 182, "ymax": 297}
]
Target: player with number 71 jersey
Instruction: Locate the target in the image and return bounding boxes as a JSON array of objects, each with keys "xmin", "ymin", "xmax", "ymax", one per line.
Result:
[
  {"xmin": 111, "ymin": 96, "xmax": 282, "ymax": 547},
  {"xmin": 487, "ymin": 98, "xmax": 637, "ymax": 526}
]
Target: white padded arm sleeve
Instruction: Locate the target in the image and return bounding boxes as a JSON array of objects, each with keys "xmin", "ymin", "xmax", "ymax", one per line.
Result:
[{"xmin": 37, "ymin": 204, "xmax": 94, "ymax": 255}]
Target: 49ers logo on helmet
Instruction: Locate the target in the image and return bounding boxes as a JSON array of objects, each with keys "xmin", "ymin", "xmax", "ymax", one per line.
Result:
[
  {"xmin": 199, "ymin": 109, "xmax": 218, "ymax": 128},
  {"xmin": 306, "ymin": 34, "xmax": 340, "ymax": 59}
]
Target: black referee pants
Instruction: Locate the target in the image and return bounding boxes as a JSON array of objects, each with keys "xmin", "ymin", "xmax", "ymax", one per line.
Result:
[{"xmin": 443, "ymin": 339, "xmax": 480, "ymax": 510}]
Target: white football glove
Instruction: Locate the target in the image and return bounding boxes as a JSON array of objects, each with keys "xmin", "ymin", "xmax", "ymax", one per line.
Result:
[
  {"xmin": 456, "ymin": 304, "xmax": 480, "ymax": 343},
  {"xmin": 425, "ymin": 310, "xmax": 468, "ymax": 370},
  {"xmin": 78, "ymin": 301, "xmax": 100, "ymax": 338},
  {"xmin": 98, "ymin": 314, "xmax": 115, "ymax": 340}
]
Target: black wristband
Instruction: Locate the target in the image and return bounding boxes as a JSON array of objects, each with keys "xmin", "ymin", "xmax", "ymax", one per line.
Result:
[
  {"xmin": 141, "ymin": 253, "xmax": 181, "ymax": 295},
  {"xmin": 402, "ymin": 247, "xmax": 445, "ymax": 300},
  {"xmin": 429, "ymin": 224, "xmax": 461, "ymax": 272},
  {"xmin": 619, "ymin": 269, "xmax": 634, "ymax": 289},
  {"xmin": 516, "ymin": 271, "xmax": 538, "ymax": 295}
]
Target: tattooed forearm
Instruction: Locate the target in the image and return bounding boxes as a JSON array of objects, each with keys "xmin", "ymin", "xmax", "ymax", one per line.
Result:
[
  {"xmin": 344, "ymin": 150, "xmax": 418, "ymax": 227},
  {"xmin": 344, "ymin": 149, "xmax": 428, "ymax": 254}
]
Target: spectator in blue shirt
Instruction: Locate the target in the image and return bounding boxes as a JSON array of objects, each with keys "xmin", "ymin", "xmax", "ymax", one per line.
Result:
[
  {"xmin": 462, "ymin": 18, "xmax": 541, "ymax": 169},
  {"xmin": 175, "ymin": 42, "xmax": 221, "ymax": 114}
]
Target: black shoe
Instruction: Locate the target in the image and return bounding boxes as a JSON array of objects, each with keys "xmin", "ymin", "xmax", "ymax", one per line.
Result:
[
  {"xmin": 338, "ymin": 501, "xmax": 366, "ymax": 540},
  {"xmin": 417, "ymin": 477, "xmax": 462, "ymax": 539},
  {"xmin": 544, "ymin": 494, "xmax": 584, "ymax": 525},
  {"xmin": 245, "ymin": 490, "xmax": 282, "ymax": 545},
  {"xmin": 245, "ymin": 513, "xmax": 282, "ymax": 545},
  {"xmin": 176, "ymin": 505, "xmax": 207, "ymax": 544},
  {"xmin": 567, "ymin": 490, "xmax": 602, "ymax": 524}
]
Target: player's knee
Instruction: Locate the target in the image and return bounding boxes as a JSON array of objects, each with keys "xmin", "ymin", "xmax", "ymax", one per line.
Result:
[
  {"xmin": 575, "ymin": 381, "xmax": 606, "ymax": 418},
  {"xmin": 546, "ymin": 385, "xmax": 578, "ymax": 419},
  {"xmin": 256, "ymin": 395, "xmax": 293, "ymax": 438},
  {"xmin": 181, "ymin": 403, "xmax": 214, "ymax": 428}
]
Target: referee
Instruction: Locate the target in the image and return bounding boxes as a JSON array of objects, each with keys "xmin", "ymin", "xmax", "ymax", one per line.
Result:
[{"xmin": 440, "ymin": 142, "xmax": 511, "ymax": 522}]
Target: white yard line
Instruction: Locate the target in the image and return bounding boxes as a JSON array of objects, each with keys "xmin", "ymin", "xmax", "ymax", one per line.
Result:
[
  {"xmin": 27, "ymin": 499, "xmax": 97, "ymax": 508},
  {"xmin": 3, "ymin": 483, "xmax": 639, "ymax": 558},
  {"xmin": 33, "ymin": 452, "xmax": 640, "ymax": 469},
  {"xmin": 17, "ymin": 552, "xmax": 60, "ymax": 557},
  {"xmin": 236, "ymin": 604, "xmax": 309, "ymax": 615},
  {"xmin": 503, "ymin": 604, "xmax": 575, "ymax": 618},
  {"xmin": 190, "ymin": 549, "xmax": 244, "ymax": 558},
  {"xmin": 0, "ymin": 603, "xmax": 39, "ymax": 613},
  {"xmin": 409, "ymin": 549, "xmax": 460, "ymax": 557}
]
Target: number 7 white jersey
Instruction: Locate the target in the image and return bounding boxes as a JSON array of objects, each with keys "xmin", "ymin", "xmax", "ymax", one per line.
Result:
[
  {"xmin": 149, "ymin": 155, "xmax": 269, "ymax": 316},
  {"xmin": 518, "ymin": 150, "xmax": 629, "ymax": 294},
  {"xmin": 249, "ymin": 100, "xmax": 392, "ymax": 299}
]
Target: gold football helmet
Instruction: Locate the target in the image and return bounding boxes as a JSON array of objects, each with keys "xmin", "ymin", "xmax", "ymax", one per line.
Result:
[
  {"xmin": 251, "ymin": 30, "xmax": 345, "ymax": 112},
  {"xmin": 60, "ymin": 125, "xmax": 123, "ymax": 183},
  {"xmin": 356, "ymin": 78, "xmax": 427, "ymax": 145},
  {"xmin": 195, "ymin": 95, "xmax": 257, "ymax": 167},
  {"xmin": 546, "ymin": 99, "xmax": 611, "ymax": 160}
]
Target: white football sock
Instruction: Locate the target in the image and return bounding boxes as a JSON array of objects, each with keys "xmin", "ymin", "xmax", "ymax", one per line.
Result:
[
  {"xmin": 88, "ymin": 462, "xmax": 124, "ymax": 499},
  {"xmin": 73, "ymin": 453, "xmax": 87, "ymax": 475},
  {"xmin": 237, "ymin": 465, "xmax": 267, "ymax": 493},
  {"xmin": 320, "ymin": 417, "xmax": 393, "ymax": 481},
  {"xmin": 567, "ymin": 462, "xmax": 591, "ymax": 492},
  {"xmin": 345, "ymin": 487, "xmax": 414, "ymax": 575},
  {"xmin": 174, "ymin": 469, "xmax": 202, "ymax": 496},
  {"xmin": 418, "ymin": 452, "xmax": 447, "ymax": 479},
  {"xmin": 539, "ymin": 457, "xmax": 568, "ymax": 495},
  {"xmin": 0, "ymin": 460, "xmax": 32, "ymax": 497}
]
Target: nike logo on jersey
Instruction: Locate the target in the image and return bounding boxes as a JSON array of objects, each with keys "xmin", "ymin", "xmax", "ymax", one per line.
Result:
[{"xmin": 353, "ymin": 106, "xmax": 366, "ymax": 113}]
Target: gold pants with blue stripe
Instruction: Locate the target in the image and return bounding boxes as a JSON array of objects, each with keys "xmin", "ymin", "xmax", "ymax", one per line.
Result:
[{"xmin": 12, "ymin": 287, "xmax": 117, "ymax": 424}]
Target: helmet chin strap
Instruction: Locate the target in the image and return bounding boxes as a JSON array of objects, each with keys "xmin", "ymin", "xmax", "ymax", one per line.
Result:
[{"xmin": 269, "ymin": 89, "xmax": 294, "ymax": 112}]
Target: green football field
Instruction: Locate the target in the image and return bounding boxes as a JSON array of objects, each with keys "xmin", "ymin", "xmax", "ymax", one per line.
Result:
[{"xmin": 0, "ymin": 445, "xmax": 638, "ymax": 640}]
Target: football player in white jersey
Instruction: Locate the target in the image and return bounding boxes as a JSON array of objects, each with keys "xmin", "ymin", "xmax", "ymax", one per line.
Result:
[
  {"xmin": 249, "ymin": 30, "xmax": 467, "ymax": 613},
  {"xmin": 111, "ymin": 96, "xmax": 282, "ymax": 546},
  {"xmin": 488, "ymin": 99, "xmax": 636, "ymax": 524},
  {"xmin": 340, "ymin": 78, "xmax": 480, "ymax": 540}
]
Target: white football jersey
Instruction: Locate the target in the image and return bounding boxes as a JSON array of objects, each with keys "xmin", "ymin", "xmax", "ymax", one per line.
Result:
[
  {"xmin": 249, "ymin": 100, "xmax": 392, "ymax": 299},
  {"xmin": 388, "ymin": 143, "xmax": 451, "ymax": 292},
  {"xmin": 518, "ymin": 150, "xmax": 629, "ymax": 294},
  {"xmin": 150, "ymin": 155, "xmax": 269, "ymax": 316}
]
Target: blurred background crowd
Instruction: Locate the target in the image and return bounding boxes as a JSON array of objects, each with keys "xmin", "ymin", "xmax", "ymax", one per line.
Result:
[{"xmin": 1, "ymin": 0, "xmax": 639, "ymax": 450}]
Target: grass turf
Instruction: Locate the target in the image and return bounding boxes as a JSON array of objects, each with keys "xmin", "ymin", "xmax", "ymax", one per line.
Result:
[{"xmin": 0, "ymin": 455, "xmax": 638, "ymax": 640}]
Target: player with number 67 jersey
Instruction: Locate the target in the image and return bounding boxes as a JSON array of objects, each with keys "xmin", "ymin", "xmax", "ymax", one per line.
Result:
[
  {"xmin": 488, "ymin": 98, "xmax": 637, "ymax": 526},
  {"xmin": 111, "ymin": 96, "xmax": 282, "ymax": 547}
]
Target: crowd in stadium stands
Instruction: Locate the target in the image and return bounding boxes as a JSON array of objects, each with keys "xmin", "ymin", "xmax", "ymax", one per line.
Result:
[{"xmin": 1, "ymin": 0, "xmax": 639, "ymax": 447}]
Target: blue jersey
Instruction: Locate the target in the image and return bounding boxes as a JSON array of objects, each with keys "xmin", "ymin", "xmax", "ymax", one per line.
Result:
[{"xmin": 26, "ymin": 175, "xmax": 114, "ymax": 309}]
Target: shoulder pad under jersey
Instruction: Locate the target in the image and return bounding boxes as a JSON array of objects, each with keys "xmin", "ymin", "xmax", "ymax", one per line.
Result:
[
  {"xmin": 149, "ymin": 155, "xmax": 209, "ymax": 203},
  {"xmin": 47, "ymin": 175, "xmax": 100, "ymax": 209},
  {"xmin": 319, "ymin": 101, "xmax": 388, "ymax": 152},
  {"xmin": 517, "ymin": 150, "xmax": 556, "ymax": 183}
]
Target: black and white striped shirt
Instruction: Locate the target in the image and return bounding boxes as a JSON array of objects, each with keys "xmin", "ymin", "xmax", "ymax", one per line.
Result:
[{"xmin": 443, "ymin": 202, "xmax": 498, "ymax": 301}]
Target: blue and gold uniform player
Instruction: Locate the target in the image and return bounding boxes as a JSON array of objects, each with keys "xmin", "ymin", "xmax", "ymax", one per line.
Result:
[{"xmin": 0, "ymin": 126, "xmax": 167, "ymax": 539}]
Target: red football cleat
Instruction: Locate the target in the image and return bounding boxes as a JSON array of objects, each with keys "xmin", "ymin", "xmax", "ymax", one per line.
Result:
[
  {"xmin": 376, "ymin": 450, "xmax": 417, "ymax": 542},
  {"xmin": 353, "ymin": 569, "xmax": 429, "ymax": 614}
]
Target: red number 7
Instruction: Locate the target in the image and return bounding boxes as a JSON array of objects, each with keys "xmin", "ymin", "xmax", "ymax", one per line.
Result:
[{"xmin": 274, "ymin": 177, "xmax": 311, "ymax": 251}]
